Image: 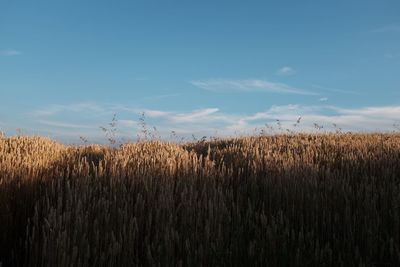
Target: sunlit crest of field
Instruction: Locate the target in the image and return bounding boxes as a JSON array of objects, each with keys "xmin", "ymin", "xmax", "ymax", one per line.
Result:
[{"xmin": 1, "ymin": 133, "xmax": 400, "ymax": 266}]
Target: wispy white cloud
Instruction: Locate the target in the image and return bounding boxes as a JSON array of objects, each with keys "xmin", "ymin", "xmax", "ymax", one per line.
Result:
[
  {"xmin": 247, "ymin": 105, "xmax": 400, "ymax": 131},
  {"xmin": 0, "ymin": 50, "xmax": 21, "ymax": 56},
  {"xmin": 332, "ymin": 106, "xmax": 400, "ymax": 120},
  {"xmin": 244, "ymin": 104, "xmax": 318, "ymax": 122},
  {"xmin": 142, "ymin": 109, "xmax": 172, "ymax": 118},
  {"xmin": 277, "ymin": 66, "xmax": 296, "ymax": 76},
  {"xmin": 191, "ymin": 79, "xmax": 316, "ymax": 95},
  {"xmin": 118, "ymin": 119, "xmax": 137, "ymax": 128},
  {"xmin": 225, "ymin": 119, "xmax": 249, "ymax": 133},
  {"xmin": 38, "ymin": 120, "xmax": 96, "ymax": 129},
  {"xmin": 143, "ymin": 108, "xmax": 235, "ymax": 124},
  {"xmin": 141, "ymin": 93, "xmax": 180, "ymax": 101},
  {"xmin": 170, "ymin": 108, "xmax": 220, "ymax": 123},
  {"xmin": 31, "ymin": 102, "xmax": 108, "ymax": 117},
  {"xmin": 29, "ymin": 102, "xmax": 400, "ymax": 143},
  {"xmin": 141, "ymin": 104, "xmax": 399, "ymax": 134},
  {"xmin": 372, "ymin": 24, "xmax": 400, "ymax": 33},
  {"xmin": 311, "ymin": 84, "xmax": 360, "ymax": 95}
]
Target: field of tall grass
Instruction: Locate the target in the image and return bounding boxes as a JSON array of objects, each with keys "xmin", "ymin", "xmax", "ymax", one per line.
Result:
[{"xmin": 1, "ymin": 133, "xmax": 400, "ymax": 266}]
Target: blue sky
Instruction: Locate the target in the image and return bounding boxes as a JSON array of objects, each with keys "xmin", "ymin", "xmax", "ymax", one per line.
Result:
[{"xmin": 1, "ymin": 0, "xmax": 400, "ymax": 143}]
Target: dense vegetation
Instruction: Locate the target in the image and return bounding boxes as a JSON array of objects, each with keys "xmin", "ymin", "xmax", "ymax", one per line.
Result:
[{"xmin": 1, "ymin": 133, "xmax": 400, "ymax": 266}]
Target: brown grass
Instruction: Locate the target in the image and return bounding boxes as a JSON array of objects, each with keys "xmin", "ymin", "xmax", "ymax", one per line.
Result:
[{"xmin": 1, "ymin": 133, "xmax": 400, "ymax": 266}]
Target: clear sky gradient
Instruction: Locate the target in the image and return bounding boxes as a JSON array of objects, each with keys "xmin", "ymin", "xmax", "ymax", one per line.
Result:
[{"xmin": 1, "ymin": 1, "xmax": 400, "ymax": 143}]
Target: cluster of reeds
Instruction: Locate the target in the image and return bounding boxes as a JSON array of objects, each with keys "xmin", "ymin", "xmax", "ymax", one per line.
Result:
[{"xmin": 1, "ymin": 133, "xmax": 400, "ymax": 266}]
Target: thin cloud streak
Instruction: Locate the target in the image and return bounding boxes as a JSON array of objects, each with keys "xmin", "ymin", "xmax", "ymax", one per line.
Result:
[
  {"xmin": 118, "ymin": 119, "xmax": 137, "ymax": 128},
  {"xmin": 171, "ymin": 108, "xmax": 220, "ymax": 123},
  {"xmin": 191, "ymin": 79, "xmax": 316, "ymax": 95},
  {"xmin": 277, "ymin": 66, "xmax": 296, "ymax": 76},
  {"xmin": 112, "ymin": 104, "xmax": 400, "ymax": 133},
  {"xmin": 311, "ymin": 84, "xmax": 360, "ymax": 95},
  {"xmin": 141, "ymin": 94, "xmax": 181, "ymax": 101},
  {"xmin": 332, "ymin": 106, "xmax": 400, "ymax": 120},
  {"xmin": 38, "ymin": 120, "xmax": 96, "ymax": 129},
  {"xmin": 242, "ymin": 105, "xmax": 400, "ymax": 132},
  {"xmin": 0, "ymin": 50, "xmax": 21, "ymax": 56},
  {"xmin": 31, "ymin": 102, "xmax": 110, "ymax": 117},
  {"xmin": 28, "ymin": 102, "xmax": 400, "ymax": 142},
  {"xmin": 145, "ymin": 105, "xmax": 392, "ymax": 135},
  {"xmin": 143, "ymin": 108, "xmax": 234, "ymax": 124}
]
